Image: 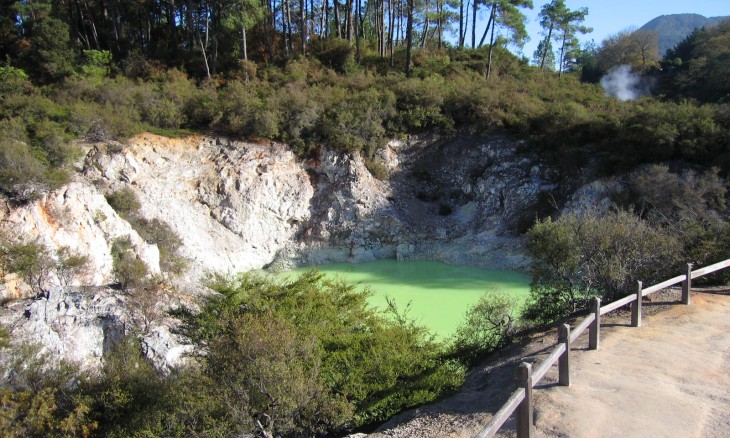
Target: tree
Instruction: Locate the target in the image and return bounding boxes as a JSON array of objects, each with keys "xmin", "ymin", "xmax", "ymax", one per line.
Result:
[
  {"xmin": 535, "ymin": 0, "xmax": 590, "ymax": 76},
  {"xmin": 597, "ymin": 28, "xmax": 659, "ymax": 73},
  {"xmin": 222, "ymin": 0, "xmax": 265, "ymax": 82},
  {"xmin": 110, "ymin": 237, "xmax": 149, "ymax": 291},
  {"xmin": 405, "ymin": 0, "xmax": 414, "ymax": 76},
  {"xmin": 13, "ymin": 1, "xmax": 75, "ymax": 82},
  {"xmin": 532, "ymin": 38, "xmax": 554, "ymax": 70},
  {"xmin": 479, "ymin": 0, "xmax": 532, "ymax": 78},
  {"xmin": 663, "ymin": 21, "xmax": 730, "ymax": 103},
  {"xmin": 54, "ymin": 246, "xmax": 89, "ymax": 288}
]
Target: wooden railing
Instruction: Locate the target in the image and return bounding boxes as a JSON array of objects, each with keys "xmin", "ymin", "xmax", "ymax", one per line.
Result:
[{"xmin": 476, "ymin": 258, "xmax": 730, "ymax": 438}]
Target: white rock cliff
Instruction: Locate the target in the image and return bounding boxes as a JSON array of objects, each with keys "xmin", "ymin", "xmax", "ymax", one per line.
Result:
[{"xmin": 1, "ymin": 132, "xmax": 555, "ymax": 370}]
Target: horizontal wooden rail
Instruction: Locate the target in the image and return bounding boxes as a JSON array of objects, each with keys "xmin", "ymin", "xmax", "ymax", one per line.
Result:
[
  {"xmin": 475, "ymin": 388, "xmax": 526, "ymax": 438},
  {"xmin": 532, "ymin": 343, "xmax": 567, "ymax": 385},
  {"xmin": 569, "ymin": 313, "xmax": 595, "ymax": 344},
  {"xmin": 642, "ymin": 274, "xmax": 686, "ymax": 296},
  {"xmin": 600, "ymin": 293, "xmax": 636, "ymax": 315},
  {"xmin": 691, "ymin": 259, "xmax": 730, "ymax": 279}
]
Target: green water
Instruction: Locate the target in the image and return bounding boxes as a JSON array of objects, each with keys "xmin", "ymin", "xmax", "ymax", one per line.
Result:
[{"xmin": 281, "ymin": 260, "xmax": 531, "ymax": 339}]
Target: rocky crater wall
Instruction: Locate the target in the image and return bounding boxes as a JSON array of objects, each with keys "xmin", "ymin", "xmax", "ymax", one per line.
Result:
[{"xmin": 1, "ymin": 132, "xmax": 564, "ymax": 370}]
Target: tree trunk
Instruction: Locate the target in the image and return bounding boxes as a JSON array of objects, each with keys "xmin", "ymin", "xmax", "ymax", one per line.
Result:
[
  {"xmin": 199, "ymin": 34, "xmax": 211, "ymax": 78},
  {"xmin": 539, "ymin": 22, "xmax": 554, "ymax": 71},
  {"xmin": 334, "ymin": 0, "xmax": 341, "ymax": 38},
  {"xmin": 471, "ymin": 0, "xmax": 477, "ymax": 48},
  {"xmin": 458, "ymin": 0, "xmax": 464, "ymax": 48},
  {"xmin": 300, "ymin": 0, "xmax": 306, "ymax": 56},
  {"xmin": 322, "ymin": 0, "xmax": 328, "ymax": 37},
  {"xmin": 388, "ymin": 0, "xmax": 395, "ymax": 66},
  {"xmin": 262, "ymin": 0, "xmax": 274, "ymax": 60},
  {"xmin": 558, "ymin": 34, "xmax": 566, "ymax": 76},
  {"xmin": 284, "ymin": 0, "xmax": 294, "ymax": 56},
  {"xmin": 478, "ymin": 2, "xmax": 495, "ymax": 47},
  {"xmin": 486, "ymin": 5, "xmax": 496, "ymax": 78},
  {"xmin": 437, "ymin": 0, "xmax": 443, "ymax": 49},
  {"xmin": 420, "ymin": 0, "xmax": 429, "ymax": 48},
  {"xmin": 166, "ymin": 0, "xmax": 178, "ymax": 56},
  {"xmin": 346, "ymin": 0, "xmax": 353, "ymax": 44},
  {"xmin": 405, "ymin": 0, "xmax": 413, "ymax": 76},
  {"xmin": 461, "ymin": 0, "xmax": 470, "ymax": 47},
  {"xmin": 242, "ymin": 25, "xmax": 249, "ymax": 82},
  {"xmin": 355, "ymin": 0, "xmax": 361, "ymax": 62}
]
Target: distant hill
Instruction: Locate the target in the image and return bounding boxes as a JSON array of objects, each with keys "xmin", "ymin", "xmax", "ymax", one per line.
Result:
[{"xmin": 640, "ymin": 13, "xmax": 730, "ymax": 58}]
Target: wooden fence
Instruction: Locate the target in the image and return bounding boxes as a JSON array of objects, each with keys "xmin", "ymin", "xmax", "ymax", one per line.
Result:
[{"xmin": 476, "ymin": 258, "xmax": 730, "ymax": 438}]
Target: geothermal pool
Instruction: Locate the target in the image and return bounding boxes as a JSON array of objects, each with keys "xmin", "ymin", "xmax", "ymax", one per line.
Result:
[{"xmin": 282, "ymin": 260, "xmax": 531, "ymax": 339}]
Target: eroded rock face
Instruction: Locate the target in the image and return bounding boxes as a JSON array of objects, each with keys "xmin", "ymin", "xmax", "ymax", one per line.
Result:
[
  {"xmin": 0, "ymin": 286, "xmax": 191, "ymax": 372},
  {"xmin": 0, "ymin": 182, "xmax": 160, "ymax": 298},
  {"xmin": 1, "ymin": 132, "xmax": 557, "ymax": 371},
  {"xmin": 83, "ymin": 134, "xmax": 315, "ymax": 278}
]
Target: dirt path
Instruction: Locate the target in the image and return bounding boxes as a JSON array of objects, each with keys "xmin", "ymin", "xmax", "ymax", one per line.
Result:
[
  {"xmin": 370, "ymin": 289, "xmax": 730, "ymax": 438},
  {"xmin": 534, "ymin": 291, "xmax": 730, "ymax": 438}
]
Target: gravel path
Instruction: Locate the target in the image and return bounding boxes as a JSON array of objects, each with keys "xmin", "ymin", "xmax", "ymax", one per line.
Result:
[
  {"xmin": 369, "ymin": 288, "xmax": 730, "ymax": 438},
  {"xmin": 534, "ymin": 290, "xmax": 730, "ymax": 438}
]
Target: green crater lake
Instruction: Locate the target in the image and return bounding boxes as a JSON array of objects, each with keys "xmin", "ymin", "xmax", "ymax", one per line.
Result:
[{"xmin": 281, "ymin": 260, "xmax": 531, "ymax": 339}]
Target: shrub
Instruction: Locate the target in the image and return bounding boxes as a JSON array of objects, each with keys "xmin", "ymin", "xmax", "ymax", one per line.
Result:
[
  {"xmin": 54, "ymin": 246, "xmax": 89, "ymax": 288},
  {"xmin": 110, "ymin": 237, "xmax": 149, "ymax": 290},
  {"xmin": 317, "ymin": 87, "xmax": 395, "ymax": 155},
  {"xmin": 1, "ymin": 241, "xmax": 54, "ymax": 295},
  {"xmin": 81, "ymin": 50, "xmax": 113, "ymax": 83},
  {"xmin": 105, "ymin": 188, "xmax": 141, "ymax": 219},
  {"xmin": 175, "ymin": 271, "xmax": 465, "ymax": 435},
  {"xmin": 0, "ymin": 107, "xmax": 75, "ymax": 202},
  {"xmin": 106, "ymin": 189, "xmax": 187, "ymax": 276},
  {"xmin": 390, "ymin": 75, "xmax": 453, "ymax": 131},
  {"xmin": 363, "ymin": 157, "xmax": 389, "ymax": 180},
  {"xmin": 310, "ymin": 38, "xmax": 354, "ymax": 72},
  {"xmin": 130, "ymin": 218, "xmax": 187, "ymax": 275},
  {"xmin": 524, "ymin": 209, "xmax": 682, "ymax": 325},
  {"xmin": 0, "ymin": 66, "xmax": 30, "ymax": 96},
  {"xmin": 449, "ymin": 290, "xmax": 518, "ymax": 365},
  {"xmin": 623, "ymin": 165, "xmax": 727, "ymax": 224}
]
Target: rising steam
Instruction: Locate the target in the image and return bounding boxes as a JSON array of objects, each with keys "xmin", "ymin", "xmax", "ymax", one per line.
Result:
[{"xmin": 600, "ymin": 65, "xmax": 650, "ymax": 101}]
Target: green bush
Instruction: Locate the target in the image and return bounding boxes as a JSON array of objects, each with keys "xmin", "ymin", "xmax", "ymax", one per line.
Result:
[
  {"xmin": 0, "ymin": 93, "xmax": 77, "ymax": 201},
  {"xmin": 524, "ymin": 209, "xmax": 682, "ymax": 325},
  {"xmin": 81, "ymin": 50, "xmax": 113, "ymax": 83},
  {"xmin": 310, "ymin": 38, "xmax": 354, "ymax": 72},
  {"xmin": 105, "ymin": 188, "xmax": 141, "ymax": 219},
  {"xmin": 1, "ymin": 240, "xmax": 54, "ymax": 295},
  {"xmin": 0, "ymin": 66, "xmax": 30, "ymax": 96},
  {"xmin": 105, "ymin": 189, "xmax": 187, "ymax": 276},
  {"xmin": 449, "ymin": 290, "xmax": 519, "ymax": 366},
  {"xmin": 110, "ymin": 237, "xmax": 149, "ymax": 290},
  {"xmin": 174, "ymin": 271, "xmax": 465, "ymax": 436},
  {"xmin": 363, "ymin": 157, "xmax": 389, "ymax": 180},
  {"xmin": 390, "ymin": 75, "xmax": 453, "ymax": 131},
  {"xmin": 131, "ymin": 218, "xmax": 187, "ymax": 275},
  {"xmin": 317, "ymin": 87, "xmax": 395, "ymax": 155}
]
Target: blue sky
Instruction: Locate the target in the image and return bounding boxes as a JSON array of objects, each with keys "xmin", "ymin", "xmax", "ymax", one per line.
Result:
[{"xmin": 509, "ymin": 0, "xmax": 730, "ymax": 59}]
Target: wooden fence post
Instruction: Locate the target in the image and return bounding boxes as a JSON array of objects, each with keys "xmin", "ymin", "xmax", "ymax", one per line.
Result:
[
  {"xmin": 558, "ymin": 324, "xmax": 571, "ymax": 386},
  {"xmin": 515, "ymin": 362, "xmax": 534, "ymax": 438},
  {"xmin": 589, "ymin": 296, "xmax": 601, "ymax": 350},
  {"xmin": 682, "ymin": 263, "xmax": 693, "ymax": 305},
  {"xmin": 631, "ymin": 280, "xmax": 642, "ymax": 327}
]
